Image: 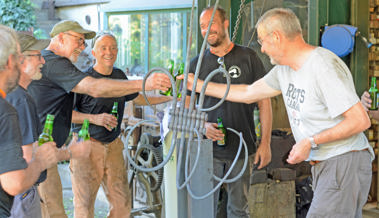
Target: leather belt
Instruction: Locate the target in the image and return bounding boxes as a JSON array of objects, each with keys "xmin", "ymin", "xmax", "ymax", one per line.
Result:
[
  {"xmin": 90, "ymin": 137, "xmax": 104, "ymax": 144},
  {"xmin": 309, "ymin": 148, "xmax": 369, "ymax": 166}
]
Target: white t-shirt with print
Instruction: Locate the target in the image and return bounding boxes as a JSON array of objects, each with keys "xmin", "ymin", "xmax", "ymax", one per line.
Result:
[{"xmin": 264, "ymin": 47, "xmax": 374, "ymax": 161}]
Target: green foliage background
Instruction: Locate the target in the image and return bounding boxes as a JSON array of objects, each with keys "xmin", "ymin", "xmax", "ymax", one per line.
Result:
[{"xmin": 0, "ymin": 0, "xmax": 36, "ymax": 31}]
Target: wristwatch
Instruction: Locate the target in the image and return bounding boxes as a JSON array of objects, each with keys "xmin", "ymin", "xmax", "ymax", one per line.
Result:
[{"xmin": 309, "ymin": 137, "xmax": 319, "ymax": 150}]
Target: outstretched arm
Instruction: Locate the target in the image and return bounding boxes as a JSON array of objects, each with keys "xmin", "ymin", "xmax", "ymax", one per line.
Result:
[
  {"xmin": 133, "ymin": 93, "xmax": 172, "ymax": 106},
  {"xmin": 72, "ymin": 73, "xmax": 171, "ymax": 98},
  {"xmin": 182, "ymin": 74, "xmax": 281, "ymax": 104}
]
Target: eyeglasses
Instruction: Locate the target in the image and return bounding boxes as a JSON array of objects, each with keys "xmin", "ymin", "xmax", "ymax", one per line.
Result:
[
  {"xmin": 64, "ymin": 32, "xmax": 87, "ymax": 47},
  {"xmin": 257, "ymin": 32, "xmax": 273, "ymax": 46},
  {"xmin": 24, "ymin": 54, "xmax": 43, "ymax": 61}
]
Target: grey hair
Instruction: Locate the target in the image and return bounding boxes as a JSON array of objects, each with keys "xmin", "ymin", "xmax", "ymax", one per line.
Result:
[
  {"xmin": 91, "ymin": 31, "xmax": 117, "ymax": 48},
  {"xmin": 0, "ymin": 25, "xmax": 19, "ymax": 71},
  {"xmin": 256, "ymin": 8, "xmax": 302, "ymax": 40}
]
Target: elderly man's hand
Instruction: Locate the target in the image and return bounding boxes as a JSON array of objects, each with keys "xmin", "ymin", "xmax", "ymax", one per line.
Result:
[
  {"xmin": 146, "ymin": 73, "xmax": 171, "ymax": 91},
  {"xmin": 33, "ymin": 141, "xmax": 59, "ymax": 170},
  {"xmin": 67, "ymin": 133, "xmax": 91, "ymax": 159}
]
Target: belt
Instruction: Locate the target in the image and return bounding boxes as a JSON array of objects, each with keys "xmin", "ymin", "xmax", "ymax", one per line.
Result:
[
  {"xmin": 309, "ymin": 148, "xmax": 369, "ymax": 166},
  {"xmin": 90, "ymin": 137, "xmax": 104, "ymax": 144}
]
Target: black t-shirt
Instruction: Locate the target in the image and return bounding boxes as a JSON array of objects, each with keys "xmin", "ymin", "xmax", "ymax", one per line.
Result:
[
  {"xmin": 28, "ymin": 50, "xmax": 87, "ymax": 147},
  {"xmin": 0, "ymin": 98, "xmax": 27, "ymax": 217},
  {"xmin": 188, "ymin": 44, "xmax": 265, "ymax": 160},
  {"xmin": 6, "ymin": 86, "xmax": 47, "ymax": 184},
  {"xmin": 73, "ymin": 67, "xmax": 138, "ymax": 143}
]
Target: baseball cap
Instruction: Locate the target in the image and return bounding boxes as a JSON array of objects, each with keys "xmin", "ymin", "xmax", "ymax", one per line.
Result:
[
  {"xmin": 17, "ymin": 33, "xmax": 50, "ymax": 52},
  {"xmin": 50, "ymin": 20, "xmax": 96, "ymax": 39}
]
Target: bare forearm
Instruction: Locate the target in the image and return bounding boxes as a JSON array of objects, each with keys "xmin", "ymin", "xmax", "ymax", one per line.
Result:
[
  {"xmin": 21, "ymin": 144, "xmax": 33, "ymax": 163},
  {"xmin": 313, "ymin": 103, "xmax": 370, "ymax": 145},
  {"xmin": 197, "ymin": 78, "xmax": 280, "ymax": 104},
  {"xmin": 133, "ymin": 94, "xmax": 172, "ymax": 106},
  {"xmin": 258, "ymin": 98, "xmax": 272, "ymax": 146},
  {"xmin": 73, "ymin": 77, "xmax": 143, "ymax": 98},
  {"xmin": 72, "ymin": 110, "xmax": 96, "ymax": 124},
  {"xmin": 0, "ymin": 160, "xmax": 45, "ymax": 195}
]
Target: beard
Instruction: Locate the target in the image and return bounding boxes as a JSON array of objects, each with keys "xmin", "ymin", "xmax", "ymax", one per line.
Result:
[
  {"xmin": 25, "ymin": 64, "xmax": 43, "ymax": 80},
  {"xmin": 69, "ymin": 49, "xmax": 82, "ymax": 63},
  {"xmin": 69, "ymin": 54, "xmax": 79, "ymax": 63},
  {"xmin": 207, "ymin": 30, "xmax": 227, "ymax": 47}
]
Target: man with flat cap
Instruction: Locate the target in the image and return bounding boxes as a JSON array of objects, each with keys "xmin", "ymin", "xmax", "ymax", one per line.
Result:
[
  {"xmin": 28, "ymin": 20, "xmax": 171, "ymax": 217},
  {"xmin": 0, "ymin": 25, "xmax": 59, "ymax": 218}
]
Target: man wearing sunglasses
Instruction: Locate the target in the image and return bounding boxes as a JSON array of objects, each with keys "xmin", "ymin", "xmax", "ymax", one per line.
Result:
[{"xmin": 27, "ymin": 20, "xmax": 171, "ymax": 218}]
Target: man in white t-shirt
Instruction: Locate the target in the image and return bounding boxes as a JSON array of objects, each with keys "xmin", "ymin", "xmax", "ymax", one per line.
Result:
[{"xmin": 183, "ymin": 8, "xmax": 373, "ymax": 218}]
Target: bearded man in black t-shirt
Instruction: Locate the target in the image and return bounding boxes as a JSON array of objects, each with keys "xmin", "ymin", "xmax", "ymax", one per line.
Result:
[{"xmin": 185, "ymin": 7, "xmax": 272, "ymax": 218}]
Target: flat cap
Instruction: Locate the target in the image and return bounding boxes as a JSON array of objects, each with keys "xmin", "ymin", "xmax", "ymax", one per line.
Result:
[
  {"xmin": 17, "ymin": 33, "xmax": 50, "ymax": 52},
  {"xmin": 50, "ymin": 20, "xmax": 96, "ymax": 39}
]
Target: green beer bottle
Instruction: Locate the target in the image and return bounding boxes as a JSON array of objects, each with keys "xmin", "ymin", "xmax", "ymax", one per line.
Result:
[
  {"xmin": 110, "ymin": 102, "xmax": 118, "ymax": 130},
  {"xmin": 253, "ymin": 106, "xmax": 261, "ymax": 141},
  {"xmin": 217, "ymin": 117, "xmax": 227, "ymax": 147},
  {"xmin": 160, "ymin": 59, "xmax": 174, "ymax": 96},
  {"xmin": 175, "ymin": 62, "xmax": 184, "ymax": 98},
  {"xmin": 78, "ymin": 119, "xmax": 90, "ymax": 141},
  {"xmin": 369, "ymin": 77, "xmax": 378, "ymax": 110},
  {"xmin": 38, "ymin": 114, "xmax": 54, "ymax": 146}
]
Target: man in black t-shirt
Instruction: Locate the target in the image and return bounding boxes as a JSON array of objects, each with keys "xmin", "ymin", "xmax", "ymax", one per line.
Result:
[
  {"xmin": 0, "ymin": 25, "xmax": 60, "ymax": 218},
  {"xmin": 70, "ymin": 33, "xmax": 171, "ymax": 218},
  {"xmin": 7, "ymin": 32, "xmax": 90, "ymax": 218},
  {"xmin": 27, "ymin": 20, "xmax": 171, "ymax": 218},
  {"xmin": 185, "ymin": 7, "xmax": 272, "ymax": 217},
  {"xmin": 5, "ymin": 32, "xmax": 50, "ymax": 218}
]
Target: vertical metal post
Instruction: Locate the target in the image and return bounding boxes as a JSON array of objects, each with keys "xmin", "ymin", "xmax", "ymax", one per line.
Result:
[{"xmin": 188, "ymin": 139, "xmax": 214, "ymax": 218}]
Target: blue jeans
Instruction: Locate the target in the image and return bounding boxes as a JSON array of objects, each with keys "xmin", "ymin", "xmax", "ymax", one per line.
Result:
[{"xmin": 213, "ymin": 155, "xmax": 252, "ymax": 218}]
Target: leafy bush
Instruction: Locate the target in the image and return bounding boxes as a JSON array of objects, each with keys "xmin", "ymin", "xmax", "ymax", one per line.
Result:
[{"xmin": 0, "ymin": 0, "xmax": 36, "ymax": 31}]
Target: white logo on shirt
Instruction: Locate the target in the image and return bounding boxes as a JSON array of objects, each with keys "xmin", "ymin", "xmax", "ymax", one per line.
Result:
[{"xmin": 228, "ymin": 66, "xmax": 241, "ymax": 78}]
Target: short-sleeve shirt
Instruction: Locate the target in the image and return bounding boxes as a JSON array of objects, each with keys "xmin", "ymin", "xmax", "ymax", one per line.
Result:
[
  {"xmin": 28, "ymin": 50, "xmax": 87, "ymax": 147},
  {"xmin": 0, "ymin": 98, "xmax": 27, "ymax": 217},
  {"xmin": 6, "ymin": 86, "xmax": 46, "ymax": 184},
  {"xmin": 264, "ymin": 47, "xmax": 373, "ymax": 161},
  {"xmin": 73, "ymin": 67, "xmax": 138, "ymax": 143},
  {"xmin": 188, "ymin": 44, "xmax": 266, "ymax": 160}
]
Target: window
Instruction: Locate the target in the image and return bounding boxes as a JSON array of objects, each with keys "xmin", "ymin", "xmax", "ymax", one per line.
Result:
[{"xmin": 107, "ymin": 9, "xmax": 197, "ymax": 77}]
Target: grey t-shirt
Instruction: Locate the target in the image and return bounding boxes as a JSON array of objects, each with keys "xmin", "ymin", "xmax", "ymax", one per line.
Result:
[
  {"xmin": 264, "ymin": 47, "xmax": 373, "ymax": 161},
  {"xmin": 6, "ymin": 86, "xmax": 46, "ymax": 184}
]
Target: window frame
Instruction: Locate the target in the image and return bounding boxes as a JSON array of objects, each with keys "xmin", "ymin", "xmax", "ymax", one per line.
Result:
[{"xmin": 103, "ymin": 7, "xmax": 196, "ymax": 75}]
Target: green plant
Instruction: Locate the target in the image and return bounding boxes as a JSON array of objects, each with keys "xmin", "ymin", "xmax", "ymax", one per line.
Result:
[{"xmin": 0, "ymin": 0, "xmax": 36, "ymax": 31}]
